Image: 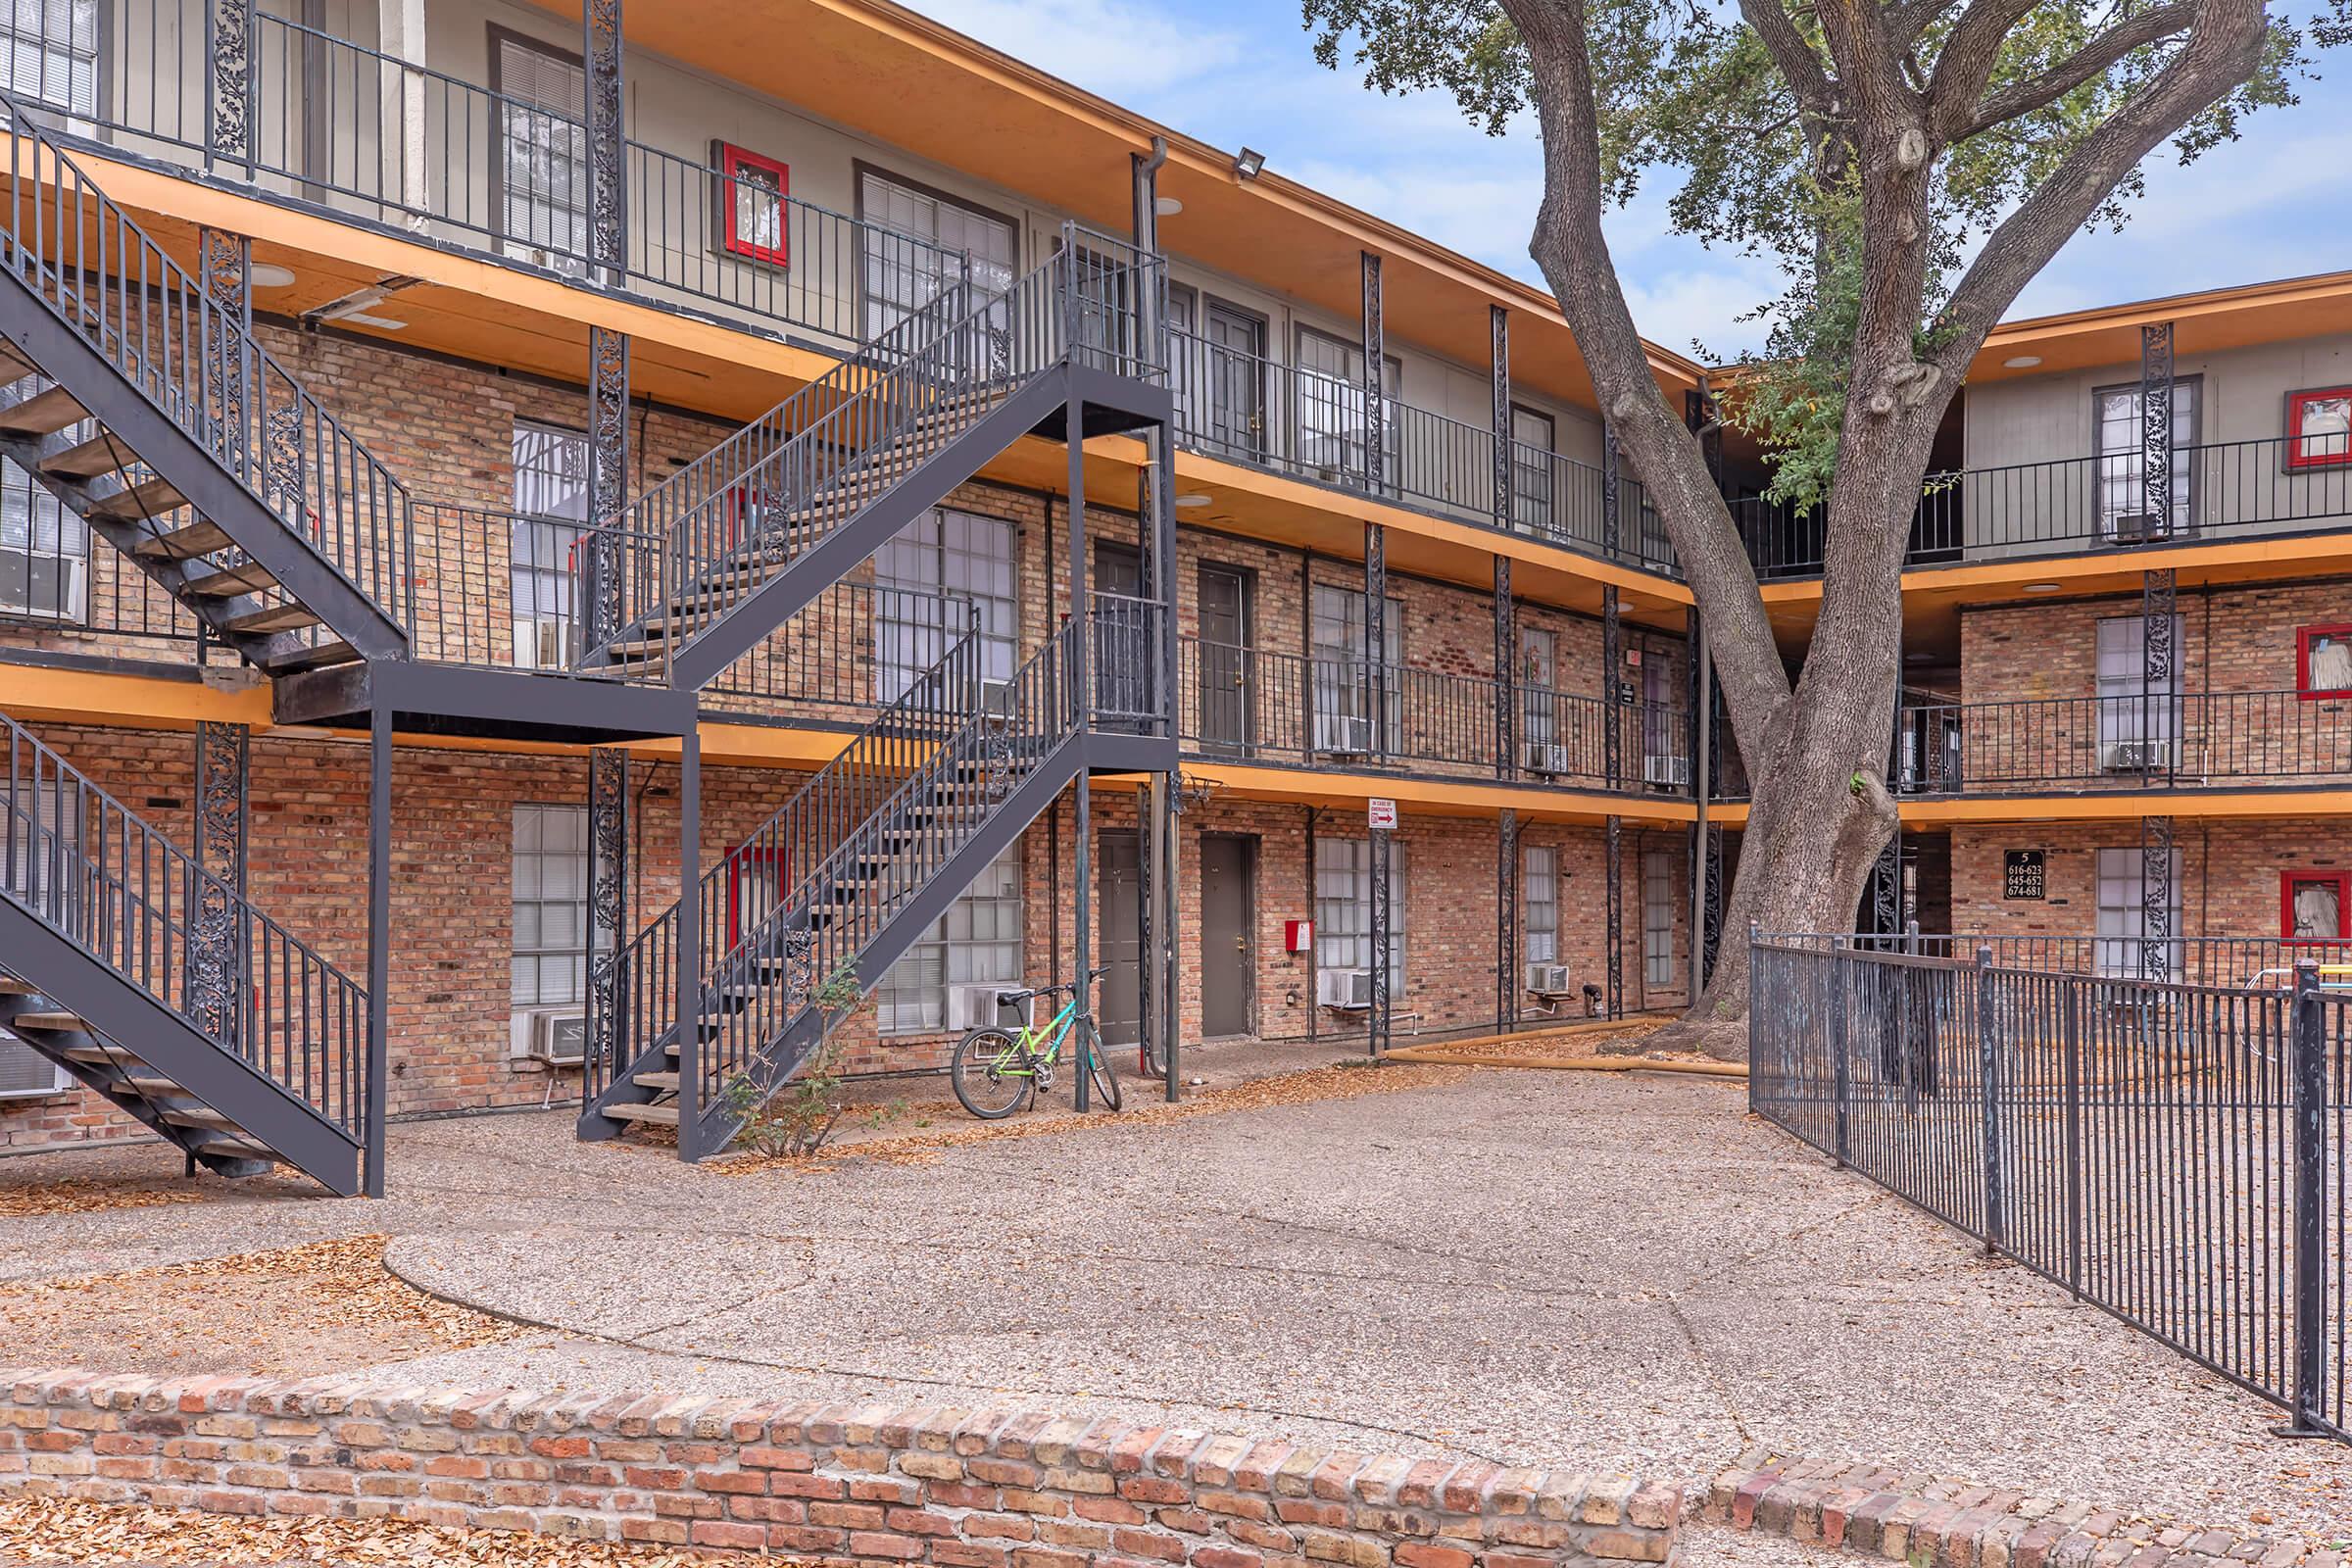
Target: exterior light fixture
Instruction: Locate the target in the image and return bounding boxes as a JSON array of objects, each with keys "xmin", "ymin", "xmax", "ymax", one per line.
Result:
[
  {"xmin": 1233, "ymin": 148, "xmax": 1265, "ymax": 181},
  {"xmin": 1154, "ymin": 195, "xmax": 1184, "ymax": 216},
  {"xmin": 1176, "ymin": 493, "xmax": 1212, "ymax": 509},
  {"xmin": 2003, "ymin": 355, "xmax": 2042, "ymax": 368},
  {"xmin": 247, "ymin": 262, "xmax": 296, "ymax": 289},
  {"xmin": 2023, "ymin": 582, "xmax": 2064, "ymax": 594}
]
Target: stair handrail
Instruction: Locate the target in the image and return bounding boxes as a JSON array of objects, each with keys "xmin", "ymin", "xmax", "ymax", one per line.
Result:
[
  {"xmin": 585, "ymin": 587, "xmax": 986, "ymax": 1102},
  {"xmin": 0, "ymin": 710, "xmax": 367, "ymax": 1139},
  {"xmin": 0, "ymin": 91, "xmax": 416, "ymax": 638},
  {"xmin": 692, "ymin": 617, "xmax": 1084, "ymax": 1129}
]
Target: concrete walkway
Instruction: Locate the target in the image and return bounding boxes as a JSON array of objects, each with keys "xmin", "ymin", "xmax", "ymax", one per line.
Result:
[{"xmin": 0, "ymin": 1063, "xmax": 2342, "ymax": 1542}]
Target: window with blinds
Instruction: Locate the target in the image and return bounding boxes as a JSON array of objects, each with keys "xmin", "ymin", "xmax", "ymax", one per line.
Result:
[
  {"xmin": 0, "ymin": 0, "xmax": 99, "ymax": 119},
  {"xmin": 494, "ymin": 32, "xmax": 588, "ymax": 270},
  {"xmin": 509, "ymin": 422, "xmax": 591, "ymax": 669}
]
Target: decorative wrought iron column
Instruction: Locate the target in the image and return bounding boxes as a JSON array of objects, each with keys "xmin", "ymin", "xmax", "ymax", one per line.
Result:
[
  {"xmin": 1132, "ymin": 141, "xmax": 1180, "ymax": 1101},
  {"xmin": 1492, "ymin": 306, "xmax": 1516, "ymax": 781},
  {"xmin": 583, "ymin": 328, "xmax": 630, "ymax": 652},
  {"xmin": 1368, "ymin": 817, "xmax": 1393, "ymax": 1056},
  {"xmin": 1496, "ymin": 809, "xmax": 1519, "ymax": 1030},
  {"xmin": 1702, "ymin": 824, "xmax": 1724, "ymax": 985},
  {"xmin": 204, "ymin": 0, "xmax": 256, "ymax": 178},
  {"xmin": 2140, "ymin": 320, "xmax": 2176, "ymax": 532},
  {"xmin": 1365, "ymin": 522, "xmax": 1388, "ymax": 760},
  {"xmin": 2140, "ymin": 814, "xmax": 2175, "ymax": 981},
  {"xmin": 1601, "ymin": 426, "xmax": 1624, "ymax": 1019},
  {"xmin": 197, "ymin": 229, "xmax": 252, "ymax": 594},
  {"xmin": 1870, "ymin": 833, "xmax": 1901, "ymax": 939},
  {"xmin": 1361, "ymin": 251, "xmax": 1384, "ymax": 495},
  {"xmin": 192, "ymin": 722, "xmax": 248, "ymax": 1049},
  {"xmin": 1686, "ymin": 608, "xmax": 1709, "ymax": 1001},
  {"xmin": 1491, "ymin": 305, "xmax": 1512, "ymax": 529},
  {"xmin": 585, "ymin": 748, "xmax": 629, "ymax": 1105},
  {"xmin": 2142, "ymin": 566, "xmax": 2178, "ymax": 788},
  {"xmin": 1605, "ymin": 817, "xmax": 1623, "ymax": 1020},
  {"xmin": 1601, "ymin": 419, "xmax": 1622, "ymax": 562},
  {"xmin": 584, "ymin": 0, "xmax": 625, "ymax": 284}
]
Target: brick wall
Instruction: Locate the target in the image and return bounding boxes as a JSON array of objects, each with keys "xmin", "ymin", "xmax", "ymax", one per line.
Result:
[{"xmin": 0, "ymin": 1370, "xmax": 1682, "ymax": 1566}]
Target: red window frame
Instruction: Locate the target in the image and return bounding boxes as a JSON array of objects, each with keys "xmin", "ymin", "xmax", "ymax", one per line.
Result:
[
  {"xmin": 2296, "ymin": 622, "xmax": 2352, "ymax": 701},
  {"xmin": 725, "ymin": 843, "xmax": 788, "ymax": 947},
  {"xmin": 717, "ymin": 142, "xmax": 790, "ymax": 267},
  {"xmin": 2286, "ymin": 386, "xmax": 2352, "ymax": 471},
  {"xmin": 2280, "ymin": 869, "xmax": 2352, "ymax": 942}
]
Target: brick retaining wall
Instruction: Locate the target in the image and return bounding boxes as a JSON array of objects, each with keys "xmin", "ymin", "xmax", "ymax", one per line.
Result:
[{"xmin": 0, "ymin": 1370, "xmax": 1681, "ymax": 1566}]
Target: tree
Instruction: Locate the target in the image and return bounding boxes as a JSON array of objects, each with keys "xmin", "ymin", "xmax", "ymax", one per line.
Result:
[{"xmin": 1303, "ymin": 0, "xmax": 2343, "ymax": 1049}]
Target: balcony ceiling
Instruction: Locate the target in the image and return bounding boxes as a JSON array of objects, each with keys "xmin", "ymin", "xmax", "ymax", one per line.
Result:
[
  {"xmin": 523, "ymin": 0, "xmax": 1702, "ymax": 414},
  {"xmin": 1976, "ymin": 269, "xmax": 2352, "ymax": 381}
]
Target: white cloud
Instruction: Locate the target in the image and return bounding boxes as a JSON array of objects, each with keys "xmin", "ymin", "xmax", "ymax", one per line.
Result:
[{"xmin": 910, "ymin": 0, "xmax": 1246, "ymax": 100}]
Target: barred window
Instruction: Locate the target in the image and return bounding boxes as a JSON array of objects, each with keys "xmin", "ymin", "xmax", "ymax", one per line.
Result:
[
  {"xmin": 513, "ymin": 804, "xmax": 590, "ymax": 1008},
  {"xmin": 509, "ymin": 421, "xmax": 591, "ymax": 669},
  {"xmin": 1524, "ymin": 844, "xmax": 1558, "ymax": 965},
  {"xmin": 1642, "ymin": 851, "xmax": 1675, "ymax": 989},
  {"xmin": 0, "ymin": 457, "xmax": 84, "ymax": 622},
  {"xmin": 0, "ymin": 0, "xmax": 99, "ymax": 118},
  {"xmin": 1313, "ymin": 837, "xmax": 1405, "ymax": 998},
  {"xmin": 874, "ymin": 507, "xmax": 1016, "ymax": 700},
  {"xmin": 877, "ymin": 847, "xmax": 1023, "ymax": 1035}
]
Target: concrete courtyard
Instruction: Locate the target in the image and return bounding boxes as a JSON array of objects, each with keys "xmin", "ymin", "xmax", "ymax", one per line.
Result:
[{"xmin": 0, "ymin": 1060, "xmax": 2342, "ymax": 1543}]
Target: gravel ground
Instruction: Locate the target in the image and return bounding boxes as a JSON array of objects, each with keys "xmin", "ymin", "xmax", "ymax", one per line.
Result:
[{"xmin": 0, "ymin": 1056, "xmax": 2344, "ymax": 1543}]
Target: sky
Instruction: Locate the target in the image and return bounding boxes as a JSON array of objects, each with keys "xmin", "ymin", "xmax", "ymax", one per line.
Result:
[{"xmin": 911, "ymin": 0, "xmax": 2352, "ymax": 358}]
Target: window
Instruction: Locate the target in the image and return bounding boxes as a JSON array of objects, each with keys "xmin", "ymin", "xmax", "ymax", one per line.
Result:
[
  {"xmin": 715, "ymin": 142, "xmax": 789, "ymax": 267},
  {"xmin": 874, "ymin": 507, "xmax": 1017, "ymax": 703},
  {"xmin": 1314, "ymin": 837, "xmax": 1405, "ymax": 998},
  {"xmin": 2094, "ymin": 614, "xmax": 2183, "ymax": 760},
  {"xmin": 512, "ymin": 805, "xmax": 590, "ymax": 1009},
  {"xmin": 0, "ymin": 0, "xmax": 98, "ymax": 119},
  {"xmin": 2093, "ymin": 377, "xmax": 2198, "ymax": 537},
  {"xmin": 1640, "ymin": 651, "xmax": 1684, "ymax": 783},
  {"xmin": 1524, "ymin": 844, "xmax": 1558, "ymax": 966},
  {"xmin": 1518, "ymin": 625, "xmax": 1557, "ymax": 760},
  {"xmin": 1642, "ymin": 851, "xmax": 1675, "ymax": 989},
  {"xmin": 2287, "ymin": 387, "xmax": 2352, "ymax": 471},
  {"xmin": 1295, "ymin": 327, "xmax": 1399, "ymax": 486},
  {"xmin": 2094, "ymin": 845, "xmax": 2183, "ymax": 978},
  {"xmin": 1510, "ymin": 406, "xmax": 1555, "ymax": 534},
  {"xmin": 493, "ymin": 31, "xmax": 588, "ymax": 270},
  {"xmin": 1171, "ymin": 292, "xmax": 1268, "ymax": 462},
  {"xmin": 858, "ymin": 170, "xmax": 1016, "ymax": 339},
  {"xmin": 510, "ymin": 422, "xmax": 591, "ymax": 669},
  {"xmin": 877, "ymin": 847, "xmax": 1022, "ymax": 1035},
  {"xmin": 0, "ymin": 458, "xmax": 84, "ymax": 622},
  {"xmin": 2300, "ymin": 623, "xmax": 2352, "ymax": 700},
  {"xmin": 2282, "ymin": 871, "xmax": 2352, "ymax": 943},
  {"xmin": 1309, "ymin": 582, "xmax": 1401, "ymax": 751},
  {"xmin": 2, "ymin": 771, "xmax": 80, "ymax": 919}
]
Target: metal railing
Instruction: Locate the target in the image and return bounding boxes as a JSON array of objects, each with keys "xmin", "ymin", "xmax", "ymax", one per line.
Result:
[
  {"xmin": 1751, "ymin": 933, "xmax": 2347, "ymax": 1440},
  {"xmin": 0, "ymin": 93, "xmax": 415, "ymax": 637},
  {"xmin": 1740, "ymin": 434, "xmax": 2352, "ymax": 577},
  {"xmin": 1899, "ymin": 690, "xmax": 2352, "ymax": 793},
  {"xmin": 0, "ymin": 710, "xmax": 366, "ymax": 1142}
]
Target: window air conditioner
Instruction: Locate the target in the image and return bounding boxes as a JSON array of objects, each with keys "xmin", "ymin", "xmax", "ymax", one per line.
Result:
[
  {"xmin": 1313, "ymin": 712, "xmax": 1373, "ymax": 757},
  {"xmin": 1522, "ymin": 741, "xmax": 1573, "ymax": 776},
  {"xmin": 1643, "ymin": 754, "xmax": 1692, "ymax": 788},
  {"xmin": 1317, "ymin": 967, "xmax": 1374, "ymax": 1010},
  {"xmin": 947, "ymin": 983, "xmax": 1024, "ymax": 1033},
  {"xmin": 0, "ymin": 1032, "xmax": 70, "ymax": 1100},
  {"xmin": 2105, "ymin": 513, "xmax": 2175, "ymax": 545},
  {"xmin": 514, "ymin": 614, "xmax": 572, "ymax": 670},
  {"xmin": 977, "ymin": 679, "xmax": 1016, "ymax": 720},
  {"xmin": 2102, "ymin": 740, "xmax": 2177, "ymax": 772},
  {"xmin": 529, "ymin": 1009, "xmax": 588, "ymax": 1066},
  {"xmin": 1523, "ymin": 962, "xmax": 1572, "ymax": 998}
]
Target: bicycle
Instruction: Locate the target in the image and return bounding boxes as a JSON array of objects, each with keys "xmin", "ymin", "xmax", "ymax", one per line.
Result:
[{"xmin": 949, "ymin": 967, "xmax": 1122, "ymax": 1119}]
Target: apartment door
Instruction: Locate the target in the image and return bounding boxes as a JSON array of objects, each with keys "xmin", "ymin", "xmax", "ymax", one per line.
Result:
[
  {"xmin": 1093, "ymin": 541, "xmax": 1150, "ymax": 720},
  {"xmin": 1097, "ymin": 829, "xmax": 1143, "ymax": 1049},
  {"xmin": 1197, "ymin": 564, "xmax": 1254, "ymax": 754},
  {"xmin": 1202, "ymin": 302, "xmax": 1267, "ymax": 460},
  {"xmin": 1518, "ymin": 625, "xmax": 1557, "ymax": 770},
  {"xmin": 1199, "ymin": 834, "xmax": 1255, "ymax": 1038}
]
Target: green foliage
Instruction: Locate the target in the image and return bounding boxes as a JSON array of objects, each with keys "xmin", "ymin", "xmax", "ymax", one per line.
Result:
[{"xmin": 722, "ymin": 964, "xmax": 884, "ymax": 1159}]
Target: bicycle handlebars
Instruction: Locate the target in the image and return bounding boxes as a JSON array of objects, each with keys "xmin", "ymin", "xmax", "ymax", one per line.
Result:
[{"xmin": 992, "ymin": 966, "xmax": 1112, "ymax": 1006}]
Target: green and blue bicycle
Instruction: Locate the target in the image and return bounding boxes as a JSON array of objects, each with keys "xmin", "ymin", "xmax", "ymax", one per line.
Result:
[{"xmin": 949, "ymin": 966, "xmax": 1122, "ymax": 1119}]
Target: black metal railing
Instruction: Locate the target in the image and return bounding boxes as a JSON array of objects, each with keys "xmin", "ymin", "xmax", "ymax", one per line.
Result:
[
  {"xmin": 1089, "ymin": 591, "xmax": 1162, "ymax": 727},
  {"xmin": 0, "ymin": 449, "xmax": 201, "ymax": 645},
  {"xmin": 1751, "ymin": 934, "xmax": 2347, "ymax": 1440},
  {"xmin": 0, "ymin": 710, "xmax": 367, "ymax": 1142},
  {"xmin": 1898, "ymin": 690, "xmax": 2352, "ymax": 793},
  {"xmin": 0, "ymin": 93, "xmax": 415, "ymax": 638}
]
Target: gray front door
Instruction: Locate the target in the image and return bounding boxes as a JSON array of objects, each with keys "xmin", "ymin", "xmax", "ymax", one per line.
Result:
[
  {"xmin": 1098, "ymin": 828, "xmax": 1142, "ymax": 1049},
  {"xmin": 1199, "ymin": 834, "xmax": 1254, "ymax": 1038},
  {"xmin": 1197, "ymin": 564, "xmax": 1252, "ymax": 754}
]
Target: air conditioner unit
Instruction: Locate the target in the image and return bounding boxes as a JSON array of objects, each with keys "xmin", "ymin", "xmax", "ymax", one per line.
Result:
[
  {"xmin": 0, "ymin": 1031, "xmax": 70, "ymax": 1100},
  {"xmin": 1522, "ymin": 741, "xmax": 1573, "ymax": 776},
  {"xmin": 947, "ymin": 982, "xmax": 1026, "ymax": 1033},
  {"xmin": 2105, "ymin": 513, "xmax": 2175, "ymax": 545},
  {"xmin": 514, "ymin": 614, "xmax": 572, "ymax": 671},
  {"xmin": 1316, "ymin": 967, "xmax": 1374, "ymax": 1010},
  {"xmin": 977, "ymin": 679, "xmax": 1016, "ymax": 720},
  {"xmin": 1313, "ymin": 712, "xmax": 1373, "ymax": 757},
  {"xmin": 1523, "ymin": 962, "xmax": 1571, "ymax": 998},
  {"xmin": 1644, "ymin": 754, "xmax": 1692, "ymax": 788},
  {"xmin": 2102, "ymin": 739, "xmax": 2178, "ymax": 772},
  {"xmin": 528, "ymin": 1009, "xmax": 588, "ymax": 1066}
]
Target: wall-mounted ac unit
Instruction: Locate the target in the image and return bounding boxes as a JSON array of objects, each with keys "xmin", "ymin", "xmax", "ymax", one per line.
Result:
[
  {"xmin": 528, "ymin": 1009, "xmax": 588, "ymax": 1066},
  {"xmin": 1643, "ymin": 754, "xmax": 1692, "ymax": 788},
  {"xmin": 2102, "ymin": 739, "xmax": 2178, "ymax": 772},
  {"xmin": 514, "ymin": 614, "xmax": 572, "ymax": 671},
  {"xmin": 1523, "ymin": 962, "xmax": 1572, "ymax": 998},
  {"xmin": 1313, "ymin": 712, "xmax": 1373, "ymax": 757},
  {"xmin": 1522, "ymin": 741, "xmax": 1574, "ymax": 775},
  {"xmin": 0, "ymin": 1031, "xmax": 70, "ymax": 1100},
  {"xmin": 948, "ymin": 983, "xmax": 1024, "ymax": 1033},
  {"xmin": 1317, "ymin": 967, "xmax": 1374, "ymax": 1009},
  {"xmin": 2104, "ymin": 513, "xmax": 2176, "ymax": 545},
  {"xmin": 977, "ymin": 679, "xmax": 1016, "ymax": 720}
]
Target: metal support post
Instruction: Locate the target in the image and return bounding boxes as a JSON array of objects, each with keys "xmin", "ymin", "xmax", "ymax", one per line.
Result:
[
  {"xmin": 1368, "ymin": 820, "xmax": 1393, "ymax": 1055},
  {"xmin": 2278, "ymin": 960, "xmax": 2331, "ymax": 1437},
  {"xmin": 1494, "ymin": 558, "xmax": 1515, "ymax": 780},
  {"xmin": 1361, "ymin": 250, "xmax": 1384, "ymax": 493},
  {"xmin": 1605, "ymin": 816, "xmax": 1623, "ymax": 1020},
  {"xmin": 192, "ymin": 721, "xmax": 248, "ymax": 1050},
  {"xmin": 1688, "ymin": 611, "xmax": 1709, "ymax": 1002},
  {"xmin": 2139, "ymin": 813, "xmax": 2175, "ymax": 982},
  {"xmin": 583, "ymin": 0, "xmax": 624, "ymax": 284},
  {"xmin": 364, "ymin": 703, "xmax": 391, "ymax": 1198},
  {"xmin": 205, "ymin": 0, "xmax": 256, "ymax": 178},
  {"xmin": 1496, "ymin": 810, "xmax": 1519, "ymax": 1031},
  {"xmin": 2139, "ymin": 320, "xmax": 2176, "ymax": 532},
  {"xmin": 586, "ymin": 748, "xmax": 629, "ymax": 1105},
  {"xmin": 1601, "ymin": 419, "xmax": 1621, "ymax": 562},
  {"xmin": 1068, "ymin": 393, "xmax": 1095, "ymax": 1107},
  {"xmin": 584, "ymin": 327, "xmax": 630, "ymax": 652},
  {"xmin": 1828, "ymin": 935, "xmax": 1850, "ymax": 1166},
  {"xmin": 1976, "ymin": 944, "xmax": 2004, "ymax": 1255},
  {"xmin": 1365, "ymin": 522, "xmax": 1388, "ymax": 760},
  {"xmin": 1491, "ymin": 304, "xmax": 1512, "ymax": 531},
  {"xmin": 2142, "ymin": 566, "xmax": 2178, "ymax": 789},
  {"xmin": 674, "ymin": 724, "xmax": 702, "ymax": 1158}
]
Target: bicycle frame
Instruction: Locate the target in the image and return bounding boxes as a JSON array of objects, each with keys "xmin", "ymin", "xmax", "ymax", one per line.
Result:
[{"xmin": 987, "ymin": 993, "xmax": 1082, "ymax": 1075}]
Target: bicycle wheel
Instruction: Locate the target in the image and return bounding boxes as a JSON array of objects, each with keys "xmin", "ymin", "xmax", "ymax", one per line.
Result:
[
  {"xmin": 1082, "ymin": 1025, "xmax": 1124, "ymax": 1113},
  {"xmin": 951, "ymin": 1028, "xmax": 1035, "ymax": 1120}
]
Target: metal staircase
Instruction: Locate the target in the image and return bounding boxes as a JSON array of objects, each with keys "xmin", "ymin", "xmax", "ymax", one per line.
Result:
[
  {"xmin": 0, "ymin": 711, "xmax": 367, "ymax": 1194},
  {"xmin": 0, "ymin": 98, "xmax": 414, "ymax": 672},
  {"xmin": 576, "ymin": 225, "xmax": 1164, "ymax": 693},
  {"xmin": 581, "ymin": 617, "xmax": 1095, "ymax": 1154}
]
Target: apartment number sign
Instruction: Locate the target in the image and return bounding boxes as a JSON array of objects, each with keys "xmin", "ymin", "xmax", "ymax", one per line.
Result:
[{"xmin": 2003, "ymin": 850, "xmax": 2047, "ymax": 901}]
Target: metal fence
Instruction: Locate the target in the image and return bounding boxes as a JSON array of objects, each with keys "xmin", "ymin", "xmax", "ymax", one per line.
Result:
[
  {"xmin": 1751, "ymin": 932, "xmax": 2348, "ymax": 1440},
  {"xmin": 1898, "ymin": 691, "xmax": 2352, "ymax": 793}
]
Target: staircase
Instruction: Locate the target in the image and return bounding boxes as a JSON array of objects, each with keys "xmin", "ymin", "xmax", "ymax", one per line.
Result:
[
  {"xmin": 581, "ymin": 618, "xmax": 1090, "ymax": 1155},
  {"xmin": 0, "ymin": 711, "xmax": 367, "ymax": 1194},
  {"xmin": 576, "ymin": 224, "xmax": 1161, "ymax": 693},
  {"xmin": 0, "ymin": 96, "xmax": 413, "ymax": 673}
]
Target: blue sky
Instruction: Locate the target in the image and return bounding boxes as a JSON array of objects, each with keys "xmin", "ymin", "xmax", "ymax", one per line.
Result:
[{"xmin": 914, "ymin": 0, "xmax": 2352, "ymax": 357}]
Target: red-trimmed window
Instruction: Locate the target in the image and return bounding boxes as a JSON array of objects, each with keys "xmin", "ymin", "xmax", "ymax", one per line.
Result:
[
  {"xmin": 717, "ymin": 142, "xmax": 789, "ymax": 267},
  {"xmin": 2298, "ymin": 622, "xmax": 2352, "ymax": 700},
  {"xmin": 2282, "ymin": 870, "xmax": 2352, "ymax": 942},
  {"xmin": 2287, "ymin": 386, "xmax": 2352, "ymax": 470},
  {"xmin": 726, "ymin": 843, "xmax": 787, "ymax": 947}
]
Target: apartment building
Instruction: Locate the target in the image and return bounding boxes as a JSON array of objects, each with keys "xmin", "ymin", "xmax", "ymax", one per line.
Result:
[{"xmin": 0, "ymin": 0, "xmax": 2340, "ymax": 1194}]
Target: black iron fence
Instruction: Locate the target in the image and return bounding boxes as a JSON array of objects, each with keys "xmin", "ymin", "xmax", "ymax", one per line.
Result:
[
  {"xmin": 1898, "ymin": 691, "xmax": 2352, "ymax": 793},
  {"xmin": 1751, "ymin": 932, "xmax": 2348, "ymax": 1440}
]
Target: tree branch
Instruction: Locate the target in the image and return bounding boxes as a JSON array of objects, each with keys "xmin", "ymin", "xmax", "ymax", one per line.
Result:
[
  {"xmin": 1964, "ymin": 3, "xmax": 2198, "ymax": 134},
  {"xmin": 1738, "ymin": 0, "xmax": 1836, "ymax": 114},
  {"xmin": 1933, "ymin": 0, "xmax": 2270, "ymax": 363},
  {"xmin": 1926, "ymin": 0, "xmax": 2057, "ymax": 142}
]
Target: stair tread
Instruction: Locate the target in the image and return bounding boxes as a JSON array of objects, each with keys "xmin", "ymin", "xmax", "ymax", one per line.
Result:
[
  {"xmin": 603, "ymin": 1102, "xmax": 681, "ymax": 1125},
  {"xmin": 0, "ymin": 342, "xmax": 35, "ymax": 383},
  {"xmin": 124, "ymin": 511, "xmax": 222, "ymax": 557},
  {"xmin": 631, "ymin": 1070, "xmax": 680, "ymax": 1091},
  {"xmin": 221, "ymin": 602, "xmax": 323, "ymax": 636},
  {"xmin": 10, "ymin": 1010, "xmax": 89, "ymax": 1033},
  {"xmin": 39, "ymin": 430, "xmax": 138, "ymax": 479},
  {"xmin": 182, "ymin": 562, "xmax": 278, "ymax": 598},
  {"xmin": 0, "ymin": 977, "xmax": 34, "ymax": 996},
  {"xmin": 258, "ymin": 639, "xmax": 361, "ymax": 673},
  {"xmin": 0, "ymin": 385, "xmax": 88, "ymax": 436},
  {"xmin": 55, "ymin": 1044, "xmax": 126, "ymax": 1065}
]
